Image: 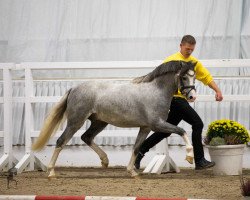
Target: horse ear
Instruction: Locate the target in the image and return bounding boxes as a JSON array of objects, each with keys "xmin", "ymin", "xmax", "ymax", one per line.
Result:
[
  {"xmin": 175, "ymin": 69, "xmax": 181, "ymax": 89},
  {"xmin": 176, "ymin": 69, "xmax": 181, "ymax": 76},
  {"xmin": 192, "ymin": 61, "xmax": 197, "ymax": 67}
]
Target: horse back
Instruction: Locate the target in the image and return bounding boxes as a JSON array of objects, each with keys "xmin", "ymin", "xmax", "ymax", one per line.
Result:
[{"xmin": 67, "ymin": 81, "xmax": 170, "ymax": 128}]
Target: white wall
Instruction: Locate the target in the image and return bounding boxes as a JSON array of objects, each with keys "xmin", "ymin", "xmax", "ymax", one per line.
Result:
[{"xmin": 0, "ymin": 0, "xmax": 250, "ymax": 62}]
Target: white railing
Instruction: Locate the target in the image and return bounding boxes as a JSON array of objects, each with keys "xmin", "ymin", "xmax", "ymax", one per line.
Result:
[
  {"xmin": 0, "ymin": 59, "xmax": 250, "ymax": 173},
  {"xmin": 0, "ymin": 63, "xmax": 18, "ymax": 171}
]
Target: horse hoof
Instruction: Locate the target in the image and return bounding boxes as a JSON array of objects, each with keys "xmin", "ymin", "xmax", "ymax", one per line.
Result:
[
  {"xmin": 133, "ymin": 174, "xmax": 141, "ymax": 179},
  {"xmin": 131, "ymin": 173, "xmax": 139, "ymax": 178},
  {"xmin": 101, "ymin": 162, "xmax": 109, "ymax": 168},
  {"xmin": 48, "ymin": 175, "xmax": 57, "ymax": 180},
  {"xmin": 101, "ymin": 157, "xmax": 109, "ymax": 168},
  {"xmin": 128, "ymin": 170, "xmax": 139, "ymax": 178},
  {"xmin": 186, "ymin": 156, "xmax": 194, "ymax": 164}
]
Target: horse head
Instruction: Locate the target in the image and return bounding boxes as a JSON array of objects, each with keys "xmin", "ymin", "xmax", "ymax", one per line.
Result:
[{"xmin": 177, "ymin": 61, "xmax": 197, "ymax": 101}]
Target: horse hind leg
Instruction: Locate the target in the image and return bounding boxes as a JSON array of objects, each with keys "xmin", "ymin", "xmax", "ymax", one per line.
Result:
[
  {"xmin": 48, "ymin": 123, "xmax": 85, "ymax": 179},
  {"xmin": 81, "ymin": 120, "xmax": 108, "ymax": 168},
  {"xmin": 127, "ymin": 127, "xmax": 151, "ymax": 177}
]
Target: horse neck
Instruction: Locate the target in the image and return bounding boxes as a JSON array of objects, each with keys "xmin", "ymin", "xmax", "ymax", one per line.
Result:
[{"xmin": 153, "ymin": 73, "xmax": 177, "ymax": 95}]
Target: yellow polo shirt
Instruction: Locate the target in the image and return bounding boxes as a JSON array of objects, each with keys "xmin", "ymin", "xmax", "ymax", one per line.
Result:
[{"xmin": 163, "ymin": 52, "xmax": 213, "ymax": 98}]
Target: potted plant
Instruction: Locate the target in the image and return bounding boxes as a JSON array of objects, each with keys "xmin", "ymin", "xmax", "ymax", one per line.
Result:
[{"xmin": 204, "ymin": 119, "xmax": 250, "ymax": 175}]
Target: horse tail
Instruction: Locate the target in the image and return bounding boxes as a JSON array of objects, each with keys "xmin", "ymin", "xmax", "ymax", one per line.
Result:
[{"xmin": 32, "ymin": 89, "xmax": 72, "ymax": 151}]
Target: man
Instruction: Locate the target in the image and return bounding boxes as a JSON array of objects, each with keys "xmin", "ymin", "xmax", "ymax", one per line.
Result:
[{"xmin": 135, "ymin": 35, "xmax": 223, "ymax": 170}]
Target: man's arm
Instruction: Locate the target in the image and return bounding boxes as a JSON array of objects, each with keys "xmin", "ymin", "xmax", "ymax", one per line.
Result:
[{"xmin": 208, "ymin": 81, "xmax": 223, "ymax": 101}]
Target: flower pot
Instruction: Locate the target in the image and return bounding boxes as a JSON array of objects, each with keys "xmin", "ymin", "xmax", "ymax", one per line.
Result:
[{"xmin": 206, "ymin": 144, "xmax": 245, "ymax": 175}]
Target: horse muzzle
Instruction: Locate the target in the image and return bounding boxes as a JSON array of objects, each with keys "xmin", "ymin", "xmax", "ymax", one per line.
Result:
[
  {"xmin": 181, "ymin": 86, "xmax": 196, "ymax": 101},
  {"xmin": 187, "ymin": 94, "xmax": 196, "ymax": 102}
]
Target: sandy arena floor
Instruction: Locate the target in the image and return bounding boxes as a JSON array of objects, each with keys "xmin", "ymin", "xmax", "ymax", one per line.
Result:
[{"xmin": 0, "ymin": 167, "xmax": 249, "ymax": 200}]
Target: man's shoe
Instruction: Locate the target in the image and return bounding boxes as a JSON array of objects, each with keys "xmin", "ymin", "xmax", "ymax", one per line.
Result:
[
  {"xmin": 195, "ymin": 158, "xmax": 215, "ymax": 170},
  {"xmin": 134, "ymin": 152, "xmax": 144, "ymax": 169}
]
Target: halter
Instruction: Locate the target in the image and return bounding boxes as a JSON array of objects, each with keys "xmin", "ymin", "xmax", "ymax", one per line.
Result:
[{"xmin": 179, "ymin": 70, "xmax": 196, "ymax": 96}]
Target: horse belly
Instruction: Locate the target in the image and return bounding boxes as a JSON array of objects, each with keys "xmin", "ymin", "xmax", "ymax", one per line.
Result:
[{"xmin": 96, "ymin": 113, "xmax": 144, "ymax": 128}]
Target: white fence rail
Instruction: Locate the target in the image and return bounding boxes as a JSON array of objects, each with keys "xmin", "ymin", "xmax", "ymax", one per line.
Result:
[
  {"xmin": 0, "ymin": 63, "xmax": 18, "ymax": 171},
  {"xmin": 0, "ymin": 59, "xmax": 250, "ymax": 173}
]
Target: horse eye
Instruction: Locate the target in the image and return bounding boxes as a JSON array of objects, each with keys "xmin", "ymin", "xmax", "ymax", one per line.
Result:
[{"xmin": 182, "ymin": 77, "xmax": 187, "ymax": 81}]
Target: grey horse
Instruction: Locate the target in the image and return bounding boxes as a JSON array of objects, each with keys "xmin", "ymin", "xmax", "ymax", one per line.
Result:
[{"xmin": 32, "ymin": 60, "xmax": 196, "ymax": 178}]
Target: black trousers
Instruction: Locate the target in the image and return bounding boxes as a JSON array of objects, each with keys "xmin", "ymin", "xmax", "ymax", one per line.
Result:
[{"xmin": 139, "ymin": 97, "xmax": 204, "ymax": 163}]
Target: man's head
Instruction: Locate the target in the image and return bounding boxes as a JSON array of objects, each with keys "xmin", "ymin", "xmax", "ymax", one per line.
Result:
[{"xmin": 180, "ymin": 35, "xmax": 196, "ymax": 58}]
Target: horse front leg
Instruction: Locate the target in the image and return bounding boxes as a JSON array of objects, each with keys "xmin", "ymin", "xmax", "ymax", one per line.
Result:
[
  {"xmin": 127, "ymin": 127, "xmax": 151, "ymax": 177},
  {"xmin": 182, "ymin": 133, "xmax": 194, "ymax": 164},
  {"xmin": 152, "ymin": 120, "xmax": 194, "ymax": 165}
]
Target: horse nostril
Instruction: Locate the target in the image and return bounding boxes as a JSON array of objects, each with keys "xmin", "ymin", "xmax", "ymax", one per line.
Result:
[{"xmin": 189, "ymin": 96, "xmax": 193, "ymax": 99}]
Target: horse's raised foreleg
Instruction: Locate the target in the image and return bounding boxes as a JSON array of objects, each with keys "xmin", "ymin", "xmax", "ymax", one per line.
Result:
[
  {"xmin": 182, "ymin": 133, "xmax": 194, "ymax": 164},
  {"xmin": 151, "ymin": 120, "xmax": 194, "ymax": 164},
  {"xmin": 127, "ymin": 127, "xmax": 151, "ymax": 177},
  {"xmin": 81, "ymin": 120, "xmax": 109, "ymax": 168}
]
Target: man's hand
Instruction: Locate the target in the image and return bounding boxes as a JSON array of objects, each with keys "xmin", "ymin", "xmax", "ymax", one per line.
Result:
[
  {"xmin": 215, "ymin": 91, "xmax": 223, "ymax": 101},
  {"xmin": 208, "ymin": 81, "xmax": 223, "ymax": 102}
]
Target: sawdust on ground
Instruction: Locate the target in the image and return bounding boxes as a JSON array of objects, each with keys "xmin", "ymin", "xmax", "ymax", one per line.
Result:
[{"xmin": 0, "ymin": 167, "xmax": 249, "ymax": 200}]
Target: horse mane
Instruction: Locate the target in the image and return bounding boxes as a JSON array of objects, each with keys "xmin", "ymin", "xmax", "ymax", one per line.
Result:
[{"xmin": 132, "ymin": 61, "xmax": 182, "ymax": 84}]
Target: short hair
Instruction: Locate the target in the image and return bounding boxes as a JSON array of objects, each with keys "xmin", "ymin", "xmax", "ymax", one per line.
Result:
[{"xmin": 181, "ymin": 35, "xmax": 196, "ymax": 45}]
